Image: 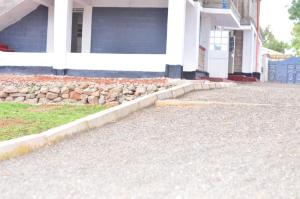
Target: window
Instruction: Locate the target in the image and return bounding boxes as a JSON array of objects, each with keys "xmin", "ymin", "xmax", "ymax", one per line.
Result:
[{"xmin": 209, "ymin": 28, "xmax": 229, "ymax": 51}]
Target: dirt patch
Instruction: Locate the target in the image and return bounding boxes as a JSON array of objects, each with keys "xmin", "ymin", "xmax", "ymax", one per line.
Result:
[
  {"xmin": 0, "ymin": 119, "xmax": 26, "ymax": 128},
  {"xmin": 28, "ymin": 105, "xmax": 63, "ymax": 113}
]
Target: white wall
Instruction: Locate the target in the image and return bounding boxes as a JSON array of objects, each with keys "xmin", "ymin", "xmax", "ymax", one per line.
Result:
[
  {"xmin": 66, "ymin": 53, "xmax": 166, "ymax": 71},
  {"xmin": 0, "ymin": 52, "xmax": 54, "ymax": 66},
  {"xmin": 199, "ymin": 15, "xmax": 213, "ymax": 72},
  {"xmin": 0, "ymin": 52, "xmax": 166, "ymax": 72}
]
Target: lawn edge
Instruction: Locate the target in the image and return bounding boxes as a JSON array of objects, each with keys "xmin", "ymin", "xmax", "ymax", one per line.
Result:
[{"xmin": 0, "ymin": 81, "xmax": 236, "ymax": 161}]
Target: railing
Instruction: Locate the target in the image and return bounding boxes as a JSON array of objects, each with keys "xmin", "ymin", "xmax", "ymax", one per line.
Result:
[{"xmin": 203, "ymin": 0, "xmax": 240, "ymax": 18}]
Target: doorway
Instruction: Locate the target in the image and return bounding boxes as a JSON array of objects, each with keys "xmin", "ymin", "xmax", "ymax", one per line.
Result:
[
  {"xmin": 71, "ymin": 10, "xmax": 83, "ymax": 53},
  {"xmin": 207, "ymin": 27, "xmax": 229, "ymax": 78}
]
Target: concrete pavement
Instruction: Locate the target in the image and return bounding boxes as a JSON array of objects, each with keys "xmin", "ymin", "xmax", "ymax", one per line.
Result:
[{"xmin": 0, "ymin": 83, "xmax": 299, "ymax": 199}]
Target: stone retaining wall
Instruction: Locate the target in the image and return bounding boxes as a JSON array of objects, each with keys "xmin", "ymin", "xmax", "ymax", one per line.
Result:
[{"xmin": 0, "ymin": 81, "xmax": 171, "ymax": 106}]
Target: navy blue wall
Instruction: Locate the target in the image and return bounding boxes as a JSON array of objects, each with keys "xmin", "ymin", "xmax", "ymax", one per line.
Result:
[
  {"xmin": 91, "ymin": 8, "xmax": 168, "ymax": 54},
  {"xmin": 0, "ymin": 6, "xmax": 48, "ymax": 52}
]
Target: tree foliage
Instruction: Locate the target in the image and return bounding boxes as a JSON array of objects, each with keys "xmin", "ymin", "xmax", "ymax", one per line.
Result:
[
  {"xmin": 289, "ymin": 0, "xmax": 300, "ymax": 55},
  {"xmin": 291, "ymin": 24, "xmax": 300, "ymax": 55},
  {"xmin": 261, "ymin": 26, "xmax": 288, "ymax": 53},
  {"xmin": 289, "ymin": 0, "xmax": 300, "ymax": 22}
]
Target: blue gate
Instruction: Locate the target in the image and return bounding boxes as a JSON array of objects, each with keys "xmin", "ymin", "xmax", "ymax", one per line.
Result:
[{"xmin": 268, "ymin": 57, "xmax": 300, "ymax": 84}]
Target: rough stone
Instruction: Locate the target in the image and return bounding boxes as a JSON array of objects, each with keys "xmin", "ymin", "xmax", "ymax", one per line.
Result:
[
  {"xmin": 49, "ymin": 87, "xmax": 60, "ymax": 94},
  {"xmin": 80, "ymin": 83, "xmax": 89, "ymax": 89},
  {"xmin": 99, "ymin": 95, "xmax": 106, "ymax": 105},
  {"xmin": 81, "ymin": 94, "xmax": 89, "ymax": 104},
  {"xmin": 69, "ymin": 91, "xmax": 81, "ymax": 101},
  {"xmin": 26, "ymin": 94, "xmax": 36, "ymax": 99},
  {"xmin": 19, "ymin": 87, "xmax": 29, "ymax": 94},
  {"xmin": 61, "ymin": 94, "xmax": 69, "ymax": 99},
  {"xmin": 37, "ymin": 93, "xmax": 46, "ymax": 99},
  {"xmin": 135, "ymin": 86, "xmax": 146, "ymax": 96},
  {"xmin": 61, "ymin": 87, "xmax": 69, "ymax": 94},
  {"xmin": 25, "ymin": 98, "xmax": 38, "ymax": 104},
  {"xmin": 9, "ymin": 93, "xmax": 27, "ymax": 97},
  {"xmin": 88, "ymin": 96, "xmax": 99, "ymax": 105},
  {"xmin": 14, "ymin": 97, "xmax": 25, "ymax": 102},
  {"xmin": 4, "ymin": 86, "xmax": 18, "ymax": 93},
  {"xmin": 83, "ymin": 88, "xmax": 97, "ymax": 95},
  {"xmin": 0, "ymin": 91, "xmax": 8, "ymax": 98},
  {"xmin": 123, "ymin": 88, "xmax": 133, "ymax": 95},
  {"xmin": 5, "ymin": 96, "xmax": 14, "ymax": 101},
  {"xmin": 74, "ymin": 88, "xmax": 83, "ymax": 94},
  {"xmin": 105, "ymin": 101, "xmax": 119, "ymax": 108},
  {"xmin": 46, "ymin": 92, "xmax": 59, "ymax": 100},
  {"xmin": 147, "ymin": 85, "xmax": 158, "ymax": 92},
  {"xmin": 53, "ymin": 97, "xmax": 63, "ymax": 103},
  {"xmin": 40, "ymin": 87, "xmax": 49, "ymax": 94},
  {"xmin": 91, "ymin": 91, "xmax": 100, "ymax": 97}
]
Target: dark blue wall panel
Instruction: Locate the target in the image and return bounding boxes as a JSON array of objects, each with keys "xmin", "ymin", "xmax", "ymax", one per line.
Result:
[
  {"xmin": 0, "ymin": 6, "xmax": 48, "ymax": 52},
  {"xmin": 91, "ymin": 8, "xmax": 168, "ymax": 54}
]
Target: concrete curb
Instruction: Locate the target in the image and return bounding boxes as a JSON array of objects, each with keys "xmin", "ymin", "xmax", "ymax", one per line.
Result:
[{"xmin": 0, "ymin": 81, "xmax": 236, "ymax": 161}]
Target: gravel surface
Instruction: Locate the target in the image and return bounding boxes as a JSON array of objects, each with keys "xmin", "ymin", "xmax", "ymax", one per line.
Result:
[{"xmin": 0, "ymin": 83, "xmax": 299, "ymax": 199}]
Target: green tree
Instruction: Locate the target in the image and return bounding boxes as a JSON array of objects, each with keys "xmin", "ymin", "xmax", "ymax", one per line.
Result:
[
  {"xmin": 291, "ymin": 24, "xmax": 300, "ymax": 55},
  {"xmin": 261, "ymin": 26, "xmax": 288, "ymax": 53},
  {"xmin": 289, "ymin": 0, "xmax": 300, "ymax": 55},
  {"xmin": 289, "ymin": 0, "xmax": 300, "ymax": 22}
]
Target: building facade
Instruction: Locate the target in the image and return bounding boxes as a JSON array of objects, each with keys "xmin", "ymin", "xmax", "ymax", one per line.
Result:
[{"xmin": 0, "ymin": 0, "xmax": 262, "ymax": 79}]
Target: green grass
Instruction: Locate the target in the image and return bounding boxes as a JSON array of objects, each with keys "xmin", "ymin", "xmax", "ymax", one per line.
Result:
[{"xmin": 0, "ymin": 103, "xmax": 104, "ymax": 141}]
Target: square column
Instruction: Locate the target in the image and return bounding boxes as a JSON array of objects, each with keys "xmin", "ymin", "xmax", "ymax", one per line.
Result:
[
  {"xmin": 46, "ymin": 6, "xmax": 54, "ymax": 53},
  {"xmin": 242, "ymin": 29, "xmax": 256, "ymax": 74},
  {"xmin": 82, "ymin": 6, "xmax": 92, "ymax": 53},
  {"xmin": 183, "ymin": 2, "xmax": 201, "ymax": 72},
  {"xmin": 166, "ymin": 0, "xmax": 187, "ymax": 78},
  {"xmin": 53, "ymin": 0, "xmax": 73, "ymax": 71}
]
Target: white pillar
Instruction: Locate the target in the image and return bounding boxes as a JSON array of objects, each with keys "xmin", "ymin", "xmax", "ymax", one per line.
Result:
[
  {"xmin": 82, "ymin": 6, "xmax": 92, "ymax": 53},
  {"xmin": 183, "ymin": 2, "xmax": 201, "ymax": 71},
  {"xmin": 46, "ymin": 7, "xmax": 54, "ymax": 53},
  {"xmin": 166, "ymin": 0, "xmax": 187, "ymax": 67},
  {"xmin": 242, "ymin": 29, "xmax": 255, "ymax": 73},
  {"xmin": 53, "ymin": 0, "xmax": 73, "ymax": 70}
]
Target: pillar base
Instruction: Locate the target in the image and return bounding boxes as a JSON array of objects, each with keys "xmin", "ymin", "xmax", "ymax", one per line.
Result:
[
  {"xmin": 165, "ymin": 65, "xmax": 183, "ymax": 79},
  {"xmin": 183, "ymin": 71, "xmax": 209, "ymax": 80}
]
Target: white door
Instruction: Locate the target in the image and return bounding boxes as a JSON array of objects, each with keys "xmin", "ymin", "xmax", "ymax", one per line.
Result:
[{"xmin": 208, "ymin": 29, "xmax": 229, "ymax": 78}]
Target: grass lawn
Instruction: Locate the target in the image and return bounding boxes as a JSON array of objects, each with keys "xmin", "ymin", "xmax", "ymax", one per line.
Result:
[{"xmin": 0, "ymin": 103, "xmax": 104, "ymax": 141}]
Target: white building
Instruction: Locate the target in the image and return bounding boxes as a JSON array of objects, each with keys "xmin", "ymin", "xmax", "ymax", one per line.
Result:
[{"xmin": 0, "ymin": 0, "xmax": 262, "ymax": 79}]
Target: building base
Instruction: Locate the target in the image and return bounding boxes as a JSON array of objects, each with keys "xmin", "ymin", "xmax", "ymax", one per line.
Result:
[
  {"xmin": 165, "ymin": 65, "xmax": 183, "ymax": 79},
  {"xmin": 183, "ymin": 70, "xmax": 209, "ymax": 80}
]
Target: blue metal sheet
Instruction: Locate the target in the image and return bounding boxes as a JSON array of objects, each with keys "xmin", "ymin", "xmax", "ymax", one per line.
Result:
[
  {"xmin": 268, "ymin": 57, "xmax": 300, "ymax": 84},
  {"xmin": 0, "ymin": 6, "xmax": 48, "ymax": 52},
  {"xmin": 91, "ymin": 8, "xmax": 168, "ymax": 54}
]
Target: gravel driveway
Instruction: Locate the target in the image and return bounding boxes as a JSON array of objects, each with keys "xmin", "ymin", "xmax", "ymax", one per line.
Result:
[{"xmin": 0, "ymin": 83, "xmax": 299, "ymax": 199}]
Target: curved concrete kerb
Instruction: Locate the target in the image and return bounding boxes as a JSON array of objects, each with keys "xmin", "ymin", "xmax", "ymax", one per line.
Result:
[{"xmin": 0, "ymin": 81, "xmax": 236, "ymax": 161}]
